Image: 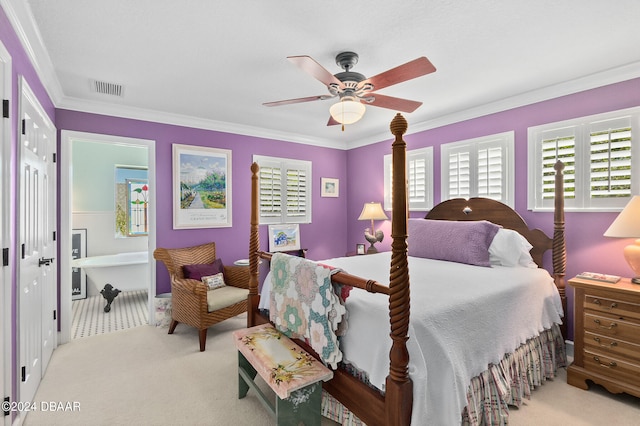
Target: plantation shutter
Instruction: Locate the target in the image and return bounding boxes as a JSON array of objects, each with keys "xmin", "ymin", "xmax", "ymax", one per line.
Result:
[
  {"xmin": 383, "ymin": 147, "xmax": 433, "ymax": 211},
  {"xmin": 589, "ymin": 119, "xmax": 632, "ymax": 200},
  {"xmin": 441, "ymin": 132, "xmax": 514, "ymax": 207},
  {"xmin": 259, "ymin": 165, "xmax": 282, "ymax": 219},
  {"xmin": 286, "ymin": 167, "xmax": 307, "ymax": 218},
  {"xmin": 540, "ymin": 128, "xmax": 576, "ymax": 201},
  {"xmin": 254, "ymin": 155, "xmax": 312, "ymax": 224},
  {"xmin": 448, "ymin": 150, "xmax": 471, "ymax": 199}
]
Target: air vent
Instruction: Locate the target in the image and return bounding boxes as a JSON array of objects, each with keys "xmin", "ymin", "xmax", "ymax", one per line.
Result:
[{"xmin": 90, "ymin": 79, "xmax": 124, "ymax": 97}]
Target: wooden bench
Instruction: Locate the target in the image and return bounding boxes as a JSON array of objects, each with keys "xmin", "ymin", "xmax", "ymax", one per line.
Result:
[{"xmin": 233, "ymin": 323, "xmax": 333, "ymax": 425}]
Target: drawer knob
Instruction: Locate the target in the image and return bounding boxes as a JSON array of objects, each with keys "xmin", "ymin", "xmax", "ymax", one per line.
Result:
[
  {"xmin": 593, "ymin": 319, "xmax": 617, "ymax": 330},
  {"xmin": 593, "ymin": 356, "xmax": 617, "ymax": 368},
  {"xmin": 592, "ymin": 299, "xmax": 618, "ymax": 310},
  {"xmin": 593, "ymin": 337, "xmax": 618, "ymax": 348}
]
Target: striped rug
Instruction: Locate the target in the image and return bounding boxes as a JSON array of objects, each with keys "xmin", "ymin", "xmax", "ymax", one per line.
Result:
[{"xmin": 71, "ymin": 290, "xmax": 148, "ymax": 339}]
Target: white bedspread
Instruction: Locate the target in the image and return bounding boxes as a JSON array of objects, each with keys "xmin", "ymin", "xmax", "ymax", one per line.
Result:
[{"xmin": 260, "ymin": 252, "xmax": 564, "ymax": 425}]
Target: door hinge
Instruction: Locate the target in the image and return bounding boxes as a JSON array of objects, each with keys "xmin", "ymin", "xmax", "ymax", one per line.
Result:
[
  {"xmin": 53, "ymin": 231, "xmax": 56, "ymax": 241},
  {"xmin": 3, "ymin": 396, "xmax": 9, "ymax": 416},
  {"xmin": 21, "ymin": 118, "xmax": 25, "ymax": 135},
  {"xmin": 21, "ymin": 366, "xmax": 26, "ymax": 382},
  {"xmin": 53, "ymin": 310, "xmax": 57, "ymax": 320},
  {"xmin": 2, "ymin": 99, "xmax": 8, "ymax": 118},
  {"xmin": 2, "ymin": 248, "xmax": 7, "ymax": 266},
  {"xmin": 21, "ymin": 243, "xmax": 25, "ymax": 259},
  {"xmin": 53, "ymin": 152, "xmax": 56, "ymax": 163}
]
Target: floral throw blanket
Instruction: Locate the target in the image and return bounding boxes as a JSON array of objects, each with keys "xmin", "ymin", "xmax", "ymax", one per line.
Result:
[{"xmin": 269, "ymin": 253, "xmax": 347, "ymax": 369}]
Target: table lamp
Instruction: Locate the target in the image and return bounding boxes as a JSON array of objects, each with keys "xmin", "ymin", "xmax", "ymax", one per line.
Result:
[
  {"xmin": 358, "ymin": 202, "xmax": 389, "ymax": 253},
  {"xmin": 603, "ymin": 196, "xmax": 640, "ymax": 283}
]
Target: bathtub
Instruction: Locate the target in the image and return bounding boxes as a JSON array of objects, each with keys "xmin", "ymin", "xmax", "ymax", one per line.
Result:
[{"xmin": 72, "ymin": 251, "xmax": 149, "ymax": 292}]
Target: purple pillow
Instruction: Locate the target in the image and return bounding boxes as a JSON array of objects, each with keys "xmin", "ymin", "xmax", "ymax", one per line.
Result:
[
  {"xmin": 182, "ymin": 258, "xmax": 224, "ymax": 280},
  {"xmin": 407, "ymin": 219, "xmax": 500, "ymax": 267}
]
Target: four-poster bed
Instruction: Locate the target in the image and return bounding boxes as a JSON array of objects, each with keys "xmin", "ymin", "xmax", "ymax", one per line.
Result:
[{"xmin": 246, "ymin": 113, "xmax": 567, "ymax": 425}]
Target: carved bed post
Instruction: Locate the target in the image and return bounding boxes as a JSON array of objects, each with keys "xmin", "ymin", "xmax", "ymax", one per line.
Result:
[
  {"xmin": 248, "ymin": 162, "xmax": 261, "ymax": 327},
  {"xmin": 553, "ymin": 160, "xmax": 567, "ymax": 339},
  {"xmin": 385, "ymin": 113, "xmax": 412, "ymax": 426}
]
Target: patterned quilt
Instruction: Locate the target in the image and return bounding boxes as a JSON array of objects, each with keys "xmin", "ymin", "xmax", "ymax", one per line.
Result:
[{"xmin": 269, "ymin": 253, "xmax": 347, "ymax": 369}]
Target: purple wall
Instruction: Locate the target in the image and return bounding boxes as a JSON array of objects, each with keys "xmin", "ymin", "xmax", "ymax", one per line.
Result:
[
  {"xmin": 346, "ymin": 77, "xmax": 640, "ymax": 339},
  {"xmin": 55, "ymin": 110, "xmax": 348, "ymax": 294}
]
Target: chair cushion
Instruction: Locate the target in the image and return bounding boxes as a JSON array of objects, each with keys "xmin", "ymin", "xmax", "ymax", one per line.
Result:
[
  {"xmin": 207, "ymin": 286, "xmax": 248, "ymax": 312},
  {"xmin": 183, "ymin": 258, "xmax": 223, "ymax": 280}
]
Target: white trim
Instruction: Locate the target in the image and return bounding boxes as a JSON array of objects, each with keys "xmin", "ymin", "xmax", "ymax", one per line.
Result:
[
  {"xmin": 0, "ymin": 40, "xmax": 11, "ymax": 426},
  {"xmin": 60, "ymin": 131, "xmax": 157, "ymax": 344}
]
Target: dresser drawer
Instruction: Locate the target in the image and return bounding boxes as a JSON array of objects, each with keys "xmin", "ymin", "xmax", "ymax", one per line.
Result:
[
  {"xmin": 584, "ymin": 349, "xmax": 640, "ymax": 384},
  {"xmin": 584, "ymin": 312, "xmax": 640, "ymax": 343},
  {"xmin": 584, "ymin": 291, "xmax": 640, "ymax": 321},
  {"xmin": 584, "ymin": 331, "xmax": 640, "ymax": 362}
]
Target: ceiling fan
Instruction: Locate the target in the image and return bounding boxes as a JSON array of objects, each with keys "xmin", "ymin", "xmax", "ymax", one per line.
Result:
[{"xmin": 263, "ymin": 51, "xmax": 436, "ymax": 129}]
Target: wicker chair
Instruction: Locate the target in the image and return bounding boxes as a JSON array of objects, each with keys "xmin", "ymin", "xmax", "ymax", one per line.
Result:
[{"xmin": 153, "ymin": 242, "xmax": 249, "ymax": 351}]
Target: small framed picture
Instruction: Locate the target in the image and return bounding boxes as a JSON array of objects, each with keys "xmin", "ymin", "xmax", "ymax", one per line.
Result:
[
  {"xmin": 321, "ymin": 177, "xmax": 339, "ymax": 197},
  {"xmin": 356, "ymin": 243, "xmax": 365, "ymax": 255},
  {"xmin": 268, "ymin": 224, "xmax": 301, "ymax": 252}
]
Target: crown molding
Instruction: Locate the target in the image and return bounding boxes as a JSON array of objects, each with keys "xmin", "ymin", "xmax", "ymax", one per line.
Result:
[{"xmin": 348, "ymin": 61, "xmax": 640, "ymax": 149}]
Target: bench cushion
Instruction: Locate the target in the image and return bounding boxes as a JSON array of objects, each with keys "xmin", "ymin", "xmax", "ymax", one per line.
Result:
[
  {"xmin": 207, "ymin": 286, "xmax": 248, "ymax": 312},
  {"xmin": 233, "ymin": 323, "xmax": 333, "ymax": 399}
]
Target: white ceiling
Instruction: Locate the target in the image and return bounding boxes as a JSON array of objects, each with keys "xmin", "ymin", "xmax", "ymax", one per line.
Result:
[{"xmin": 10, "ymin": 0, "xmax": 640, "ymax": 149}]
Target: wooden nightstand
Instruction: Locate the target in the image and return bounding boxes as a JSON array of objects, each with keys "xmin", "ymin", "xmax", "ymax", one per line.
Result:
[{"xmin": 567, "ymin": 276, "xmax": 640, "ymax": 398}]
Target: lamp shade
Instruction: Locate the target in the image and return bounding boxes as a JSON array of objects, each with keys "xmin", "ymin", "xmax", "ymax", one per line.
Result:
[
  {"xmin": 604, "ymin": 196, "xmax": 640, "ymax": 237},
  {"xmin": 329, "ymin": 98, "xmax": 366, "ymax": 125},
  {"xmin": 358, "ymin": 202, "xmax": 388, "ymax": 221}
]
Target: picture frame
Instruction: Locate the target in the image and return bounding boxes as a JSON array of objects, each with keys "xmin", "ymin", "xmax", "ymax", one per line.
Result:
[
  {"xmin": 172, "ymin": 144, "xmax": 232, "ymax": 229},
  {"xmin": 356, "ymin": 243, "xmax": 365, "ymax": 255},
  {"xmin": 268, "ymin": 224, "xmax": 301, "ymax": 252},
  {"xmin": 321, "ymin": 177, "xmax": 339, "ymax": 197},
  {"xmin": 71, "ymin": 228, "xmax": 87, "ymax": 300}
]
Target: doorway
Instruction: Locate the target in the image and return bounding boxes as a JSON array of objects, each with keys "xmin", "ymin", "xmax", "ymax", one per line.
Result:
[{"xmin": 60, "ymin": 131, "xmax": 156, "ymax": 344}]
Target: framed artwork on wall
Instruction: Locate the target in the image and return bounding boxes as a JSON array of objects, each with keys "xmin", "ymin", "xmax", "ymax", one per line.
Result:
[
  {"xmin": 71, "ymin": 228, "xmax": 87, "ymax": 300},
  {"xmin": 172, "ymin": 144, "xmax": 232, "ymax": 229},
  {"xmin": 268, "ymin": 224, "xmax": 301, "ymax": 252},
  {"xmin": 321, "ymin": 177, "xmax": 339, "ymax": 197}
]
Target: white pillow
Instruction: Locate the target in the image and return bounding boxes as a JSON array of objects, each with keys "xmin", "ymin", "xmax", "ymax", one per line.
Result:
[
  {"xmin": 489, "ymin": 228, "xmax": 537, "ymax": 268},
  {"xmin": 202, "ymin": 272, "xmax": 226, "ymax": 290}
]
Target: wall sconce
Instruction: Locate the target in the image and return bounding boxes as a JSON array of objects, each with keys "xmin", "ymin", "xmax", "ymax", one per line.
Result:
[
  {"xmin": 358, "ymin": 202, "xmax": 388, "ymax": 254},
  {"xmin": 604, "ymin": 196, "xmax": 640, "ymax": 283}
]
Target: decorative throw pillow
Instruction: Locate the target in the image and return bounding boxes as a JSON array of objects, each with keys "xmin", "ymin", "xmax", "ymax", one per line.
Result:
[
  {"xmin": 202, "ymin": 272, "xmax": 226, "ymax": 290},
  {"xmin": 407, "ymin": 219, "xmax": 500, "ymax": 267},
  {"xmin": 182, "ymin": 258, "xmax": 224, "ymax": 281}
]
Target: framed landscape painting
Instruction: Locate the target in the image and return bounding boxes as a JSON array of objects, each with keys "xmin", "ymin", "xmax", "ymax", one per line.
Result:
[{"xmin": 172, "ymin": 144, "xmax": 232, "ymax": 229}]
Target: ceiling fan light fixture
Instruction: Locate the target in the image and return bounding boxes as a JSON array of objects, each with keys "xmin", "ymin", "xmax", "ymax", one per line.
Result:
[{"xmin": 329, "ymin": 97, "xmax": 366, "ymax": 125}]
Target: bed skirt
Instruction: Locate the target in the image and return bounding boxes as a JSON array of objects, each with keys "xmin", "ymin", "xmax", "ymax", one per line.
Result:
[{"xmin": 321, "ymin": 324, "xmax": 567, "ymax": 426}]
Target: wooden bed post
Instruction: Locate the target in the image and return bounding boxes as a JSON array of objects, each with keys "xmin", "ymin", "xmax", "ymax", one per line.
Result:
[
  {"xmin": 248, "ymin": 162, "xmax": 261, "ymax": 327},
  {"xmin": 385, "ymin": 113, "xmax": 413, "ymax": 426},
  {"xmin": 553, "ymin": 160, "xmax": 567, "ymax": 339}
]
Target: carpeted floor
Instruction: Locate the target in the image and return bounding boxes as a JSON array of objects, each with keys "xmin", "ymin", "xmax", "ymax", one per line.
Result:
[
  {"xmin": 25, "ymin": 314, "xmax": 640, "ymax": 425},
  {"xmin": 71, "ymin": 290, "xmax": 148, "ymax": 339}
]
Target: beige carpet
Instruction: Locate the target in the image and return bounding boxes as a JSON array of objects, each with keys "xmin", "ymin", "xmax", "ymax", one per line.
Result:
[{"xmin": 25, "ymin": 314, "xmax": 640, "ymax": 425}]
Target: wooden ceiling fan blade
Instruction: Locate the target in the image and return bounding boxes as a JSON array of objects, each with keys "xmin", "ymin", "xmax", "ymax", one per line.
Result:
[
  {"xmin": 362, "ymin": 57, "xmax": 436, "ymax": 92},
  {"xmin": 327, "ymin": 116, "xmax": 340, "ymax": 126},
  {"xmin": 287, "ymin": 55, "xmax": 343, "ymax": 88},
  {"xmin": 367, "ymin": 93, "xmax": 423, "ymax": 113},
  {"xmin": 263, "ymin": 95, "xmax": 330, "ymax": 107}
]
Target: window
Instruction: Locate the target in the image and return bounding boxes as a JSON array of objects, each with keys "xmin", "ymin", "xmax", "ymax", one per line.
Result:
[
  {"xmin": 528, "ymin": 107, "xmax": 639, "ymax": 211},
  {"xmin": 115, "ymin": 166, "xmax": 148, "ymax": 237},
  {"xmin": 384, "ymin": 146, "xmax": 433, "ymax": 211},
  {"xmin": 441, "ymin": 132, "xmax": 514, "ymax": 207},
  {"xmin": 253, "ymin": 155, "xmax": 312, "ymax": 224}
]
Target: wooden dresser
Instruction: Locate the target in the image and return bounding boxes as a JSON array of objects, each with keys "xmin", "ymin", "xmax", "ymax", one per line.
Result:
[{"xmin": 567, "ymin": 276, "xmax": 640, "ymax": 397}]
